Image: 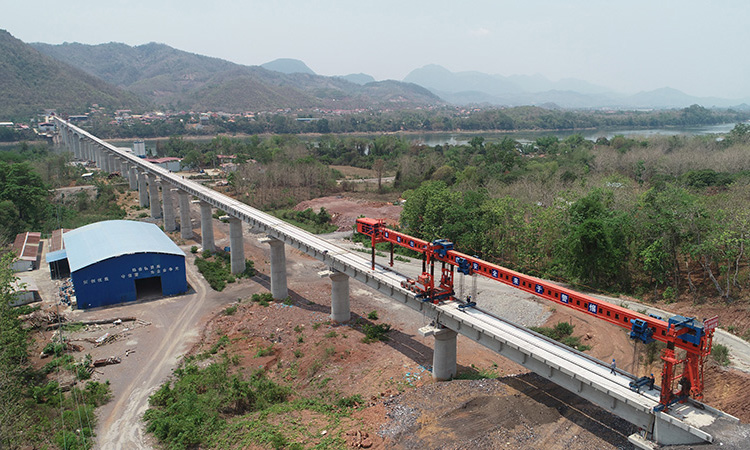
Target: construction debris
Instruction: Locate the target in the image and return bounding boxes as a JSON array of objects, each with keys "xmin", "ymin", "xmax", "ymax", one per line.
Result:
[
  {"xmin": 58, "ymin": 278, "xmax": 74, "ymax": 306},
  {"xmin": 46, "ymin": 316, "xmax": 137, "ymax": 331},
  {"xmin": 18, "ymin": 309, "xmax": 62, "ymax": 329},
  {"xmin": 93, "ymin": 357, "xmax": 122, "ymax": 367}
]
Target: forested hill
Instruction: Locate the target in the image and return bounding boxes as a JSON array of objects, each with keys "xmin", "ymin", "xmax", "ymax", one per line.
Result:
[
  {"xmin": 30, "ymin": 41, "xmax": 441, "ymax": 112},
  {"xmin": 0, "ymin": 30, "xmax": 145, "ymax": 120}
]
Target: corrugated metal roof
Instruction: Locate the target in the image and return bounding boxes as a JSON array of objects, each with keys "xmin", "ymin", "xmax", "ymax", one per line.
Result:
[
  {"xmin": 63, "ymin": 220, "xmax": 185, "ymax": 272},
  {"xmin": 45, "ymin": 249, "xmax": 68, "ymax": 263}
]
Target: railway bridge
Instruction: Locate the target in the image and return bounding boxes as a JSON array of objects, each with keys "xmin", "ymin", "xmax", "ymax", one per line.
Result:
[{"xmin": 53, "ymin": 117, "xmax": 739, "ymax": 448}]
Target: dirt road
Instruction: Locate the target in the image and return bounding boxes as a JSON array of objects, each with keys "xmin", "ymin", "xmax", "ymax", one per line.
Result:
[{"xmin": 93, "ymin": 253, "xmax": 223, "ymax": 449}]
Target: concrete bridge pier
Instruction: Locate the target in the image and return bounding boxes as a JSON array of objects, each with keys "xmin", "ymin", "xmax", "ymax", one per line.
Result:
[
  {"xmin": 138, "ymin": 172, "xmax": 149, "ymax": 207},
  {"xmin": 329, "ymin": 270, "xmax": 350, "ymax": 323},
  {"xmin": 98, "ymin": 148, "xmax": 106, "ymax": 171},
  {"xmin": 419, "ymin": 325, "xmax": 457, "ymax": 381},
  {"xmin": 128, "ymin": 166, "xmax": 138, "ymax": 190},
  {"xmin": 199, "ymin": 201, "xmax": 215, "ymax": 252},
  {"xmin": 104, "ymin": 152, "xmax": 112, "ymax": 173},
  {"xmin": 178, "ymin": 190, "xmax": 193, "ymax": 239},
  {"xmin": 433, "ymin": 328, "xmax": 458, "ymax": 381},
  {"xmin": 93, "ymin": 145, "xmax": 101, "ymax": 168},
  {"xmin": 148, "ymin": 175, "xmax": 162, "ymax": 219},
  {"xmin": 72, "ymin": 135, "xmax": 80, "ymax": 159},
  {"xmin": 162, "ymin": 187, "xmax": 176, "ymax": 232},
  {"xmin": 119, "ymin": 161, "xmax": 128, "ymax": 183},
  {"xmin": 80, "ymin": 139, "xmax": 87, "ymax": 161},
  {"xmin": 228, "ymin": 218, "xmax": 246, "ymax": 275},
  {"xmin": 259, "ymin": 237, "xmax": 288, "ymax": 300}
]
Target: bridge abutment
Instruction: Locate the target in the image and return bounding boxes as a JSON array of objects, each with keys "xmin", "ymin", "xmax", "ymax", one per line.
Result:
[
  {"xmin": 652, "ymin": 414, "xmax": 710, "ymax": 446},
  {"xmin": 228, "ymin": 218, "xmax": 245, "ymax": 274},
  {"xmin": 200, "ymin": 201, "xmax": 215, "ymax": 252}
]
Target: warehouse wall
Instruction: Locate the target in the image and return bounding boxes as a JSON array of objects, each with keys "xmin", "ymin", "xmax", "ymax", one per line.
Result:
[{"xmin": 72, "ymin": 253, "xmax": 187, "ymax": 309}]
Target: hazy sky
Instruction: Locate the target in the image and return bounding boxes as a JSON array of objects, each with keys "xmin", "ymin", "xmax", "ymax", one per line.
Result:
[{"xmin": 4, "ymin": 0, "xmax": 749, "ymax": 99}]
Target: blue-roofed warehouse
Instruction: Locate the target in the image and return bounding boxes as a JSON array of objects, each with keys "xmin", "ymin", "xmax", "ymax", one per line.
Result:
[{"xmin": 63, "ymin": 220, "xmax": 187, "ymax": 309}]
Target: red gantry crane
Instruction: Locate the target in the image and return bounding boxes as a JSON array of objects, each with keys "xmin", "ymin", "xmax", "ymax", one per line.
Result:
[{"xmin": 356, "ymin": 217, "xmax": 718, "ymax": 411}]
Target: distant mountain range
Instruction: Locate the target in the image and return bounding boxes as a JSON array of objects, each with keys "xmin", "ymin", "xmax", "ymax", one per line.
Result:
[
  {"xmin": 0, "ymin": 30, "xmax": 144, "ymax": 119},
  {"xmin": 403, "ymin": 64, "xmax": 750, "ymax": 109},
  {"xmin": 28, "ymin": 40, "xmax": 439, "ymax": 114},
  {"xmin": 3, "ymin": 27, "xmax": 748, "ymax": 119}
]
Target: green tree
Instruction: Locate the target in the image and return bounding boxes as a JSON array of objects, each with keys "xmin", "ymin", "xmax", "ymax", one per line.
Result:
[
  {"xmin": 560, "ymin": 189, "xmax": 631, "ymax": 289},
  {"xmin": 0, "ymin": 253, "xmax": 29, "ymax": 447},
  {"xmin": 0, "ymin": 161, "xmax": 50, "ymax": 240}
]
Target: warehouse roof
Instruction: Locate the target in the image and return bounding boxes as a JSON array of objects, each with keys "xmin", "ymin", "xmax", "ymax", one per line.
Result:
[{"xmin": 63, "ymin": 220, "xmax": 185, "ymax": 272}]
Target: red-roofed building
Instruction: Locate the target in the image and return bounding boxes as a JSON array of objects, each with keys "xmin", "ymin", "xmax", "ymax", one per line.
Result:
[{"xmin": 12, "ymin": 231, "xmax": 42, "ymax": 272}]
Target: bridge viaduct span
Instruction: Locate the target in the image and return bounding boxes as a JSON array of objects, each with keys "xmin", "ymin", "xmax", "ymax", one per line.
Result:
[{"xmin": 53, "ymin": 117, "xmax": 737, "ymax": 447}]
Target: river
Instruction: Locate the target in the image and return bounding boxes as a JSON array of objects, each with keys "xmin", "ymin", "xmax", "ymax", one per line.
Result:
[
  {"xmin": 108, "ymin": 123, "xmax": 742, "ymax": 154},
  {"xmin": 403, "ymin": 123, "xmax": 740, "ymax": 146}
]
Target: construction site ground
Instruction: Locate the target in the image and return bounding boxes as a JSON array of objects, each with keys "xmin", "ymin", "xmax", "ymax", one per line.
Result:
[{"xmin": 22, "ymin": 191, "xmax": 750, "ymax": 449}]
